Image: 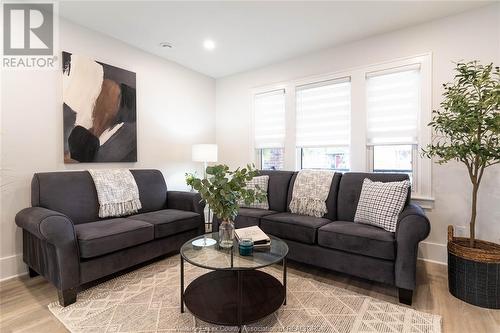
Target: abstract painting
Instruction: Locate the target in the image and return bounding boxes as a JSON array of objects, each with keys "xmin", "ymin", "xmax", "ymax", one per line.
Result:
[{"xmin": 62, "ymin": 51, "xmax": 137, "ymax": 163}]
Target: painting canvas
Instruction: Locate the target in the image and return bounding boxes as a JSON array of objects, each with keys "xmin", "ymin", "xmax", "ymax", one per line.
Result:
[{"xmin": 62, "ymin": 51, "xmax": 137, "ymax": 163}]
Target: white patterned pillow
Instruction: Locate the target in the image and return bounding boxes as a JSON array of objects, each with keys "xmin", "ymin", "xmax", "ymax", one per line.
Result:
[
  {"xmin": 354, "ymin": 178, "xmax": 410, "ymax": 232},
  {"xmin": 239, "ymin": 175, "xmax": 269, "ymax": 210}
]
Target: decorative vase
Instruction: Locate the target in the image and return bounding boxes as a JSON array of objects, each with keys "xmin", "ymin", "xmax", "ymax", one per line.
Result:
[
  {"xmin": 218, "ymin": 219, "xmax": 235, "ymax": 248},
  {"xmin": 447, "ymin": 226, "xmax": 500, "ymax": 309}
]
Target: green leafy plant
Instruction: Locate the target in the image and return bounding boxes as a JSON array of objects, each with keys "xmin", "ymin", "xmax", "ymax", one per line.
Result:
[
  {"xmin": 423, "ymin": 61, "xmax": 500, "ymax": 247},
  {"xmin": 186, "ymin": 164, "xmax": 267, "ymax": 222}
]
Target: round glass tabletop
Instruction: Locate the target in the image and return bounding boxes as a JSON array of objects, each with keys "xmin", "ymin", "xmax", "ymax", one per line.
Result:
[{"xmin": 180, "ymin": 232, "xmax": 288, "ymax": 270}]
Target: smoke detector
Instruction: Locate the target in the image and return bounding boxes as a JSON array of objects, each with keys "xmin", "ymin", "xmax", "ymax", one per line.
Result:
[{"xmin": 159, "ymin": 42, "xmax": 173, "ymax": 49}]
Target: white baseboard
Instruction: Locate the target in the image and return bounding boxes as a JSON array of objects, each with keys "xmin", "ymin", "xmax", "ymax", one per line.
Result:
[
  {"xmin": 418, "ymin": 241, "xmax": 447, "ymax": 265},
  {"xmin": 418, "ymin": 257, "xmax": 447, "ymax": 266},
  {"xmin": 0, "ymin": 253, "xmax": 27, "ymax": 282}
]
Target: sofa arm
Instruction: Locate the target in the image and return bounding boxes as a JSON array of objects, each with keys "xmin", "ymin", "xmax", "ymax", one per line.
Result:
[
  {"xmin": 15, "ymin": 207, "xmax": 80, "ymax": 291},
  {"xmin": 394, "ymin": 203, "xmax": 430, "ymax": 290},
  {"xmin": 167, "ymin": 191, "xmax": 206, "ymax": 222}
]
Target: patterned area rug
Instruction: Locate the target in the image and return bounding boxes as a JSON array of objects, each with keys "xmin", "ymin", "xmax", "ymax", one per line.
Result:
[{"xmin": 49, "ymin": 257, "xmax": 441, "ymax": 333}]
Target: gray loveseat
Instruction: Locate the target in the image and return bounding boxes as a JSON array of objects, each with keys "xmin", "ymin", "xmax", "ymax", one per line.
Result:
[
  {"xmin": 214, "ymin": 171, "xmax": 430, "ymax": 305},
  {"xmin": 15, "ymin": 169, "xmax": 205, "ymax": 306}
]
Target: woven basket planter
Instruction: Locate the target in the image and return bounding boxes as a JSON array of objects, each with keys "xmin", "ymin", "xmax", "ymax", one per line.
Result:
[{"xmin": 447, "ymin": 226, "xmax": 500, "ymax": 309}]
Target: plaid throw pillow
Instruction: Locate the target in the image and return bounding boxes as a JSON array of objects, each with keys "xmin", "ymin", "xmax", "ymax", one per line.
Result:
[
  {"xmin": 239, "ymin": 175, "xmax": 269, "ymax": 210},
  {"xmin": 354, "ymin": 178, "xmax": 410, "ymax": 232}
]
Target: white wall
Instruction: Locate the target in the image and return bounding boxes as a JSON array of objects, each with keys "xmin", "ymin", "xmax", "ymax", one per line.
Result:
[
  {"xmin": 1, "ymin": 5, "xmax": 498, "ymax": 281},
  {"xmin": 0, "ymin": 19, "xmax": 216, "ymax": 280},
  {"xmin": 215, "ymin": 4, "xmax": 500, "ymax": 264}
]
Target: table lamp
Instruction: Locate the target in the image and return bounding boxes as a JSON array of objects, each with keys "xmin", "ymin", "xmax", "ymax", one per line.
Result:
[
  {"xmin": 192, "ymin": 144, "xmax": 218, "ymax": 178},
  {"xmin": 191, "ymin": 144, "xmax": 218, "ymax": 247}
]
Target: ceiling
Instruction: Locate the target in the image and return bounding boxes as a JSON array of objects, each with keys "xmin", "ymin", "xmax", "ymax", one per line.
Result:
[{"xmin": 59, "ymin": 1, "xmax": 492, "ymax": 78}]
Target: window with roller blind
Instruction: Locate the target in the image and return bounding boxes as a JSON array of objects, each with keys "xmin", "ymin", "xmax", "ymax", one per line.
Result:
[
  {"xmin": 253, "ymin": 90, "xmax": 286, "ymax": 170},
  {"xmin": 296, "ymin": 78, "xmax": 351, "ymax": 171},
  {"xmin": 366, "ymin": 65, "xmax": 421, "ymax": 184},
  {"xmin": 250, "ymin": 54, "xmax": 432, "ymax": 203}
]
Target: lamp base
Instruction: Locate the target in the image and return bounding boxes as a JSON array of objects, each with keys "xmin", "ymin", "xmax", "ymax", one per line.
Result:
[{"xmin": 192, "ymin": 237, "xmax": 217, "ymax": 248}]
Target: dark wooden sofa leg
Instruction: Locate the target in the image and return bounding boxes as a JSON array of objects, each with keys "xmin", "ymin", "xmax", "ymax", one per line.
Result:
[
  {"xmin": 58, "ymin": 289, "xmax": 77, "ymax": 307},
  {"xmin": 398, "ymin": 288, "xmax": 413, "ymax": 305},
  {"xmin": 28, "ymin": 267, "xmax": 39, "ymax": 278}
]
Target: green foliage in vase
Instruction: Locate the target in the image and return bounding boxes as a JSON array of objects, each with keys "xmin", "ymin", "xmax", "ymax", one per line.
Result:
[
  {"xmin": 422, "ymin": 61, "xmax": 499, "ymax": 246},
  {"xmin": 186, "ymin": 164, "xmax": 267, "ymax": 222}
]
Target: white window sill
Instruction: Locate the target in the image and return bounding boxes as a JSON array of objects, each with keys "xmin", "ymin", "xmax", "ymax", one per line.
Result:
[{"xmin": 411, "ymin": 194, "xmax": 435, "ymax": 210}]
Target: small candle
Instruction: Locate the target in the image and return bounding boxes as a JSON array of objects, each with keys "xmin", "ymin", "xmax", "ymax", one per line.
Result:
[{"xmin": 239, "ymin": 238, "xmax": 254, "ymax": 256}]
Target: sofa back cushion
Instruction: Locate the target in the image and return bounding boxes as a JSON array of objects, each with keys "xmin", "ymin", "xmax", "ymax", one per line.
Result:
[
  {"xmin": 258, "ymin": 170, "xmax": 295, "ymax": 212},
  {"xmin": 32, "ymin": 169, "xmax": 167, "ymax": 224},
  {"xmin": 337, "ymin": 172, "xmax": 410, "ymax": 222},
  {"xmin": 131, "ymin": 170, "xmax": 168, "ymax": 213},
  {"xmin": 286, "ymin": 172, "xmax": 342, "ymax": 221}
]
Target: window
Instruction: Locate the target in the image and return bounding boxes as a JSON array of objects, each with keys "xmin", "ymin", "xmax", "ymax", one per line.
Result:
[
  {"xmin": 366, "ymin": 66, "xmax": 420, "ymax": 183},
  {"xmin": 250, "ymin": 54, "xmax": 432, "ymax": 202},
  {"xmin": 366, "ymin": 66, "xmax": 420, "ymax": 145},
  {"xmin": 301, "ymin": 147, "xmax": 350, "ymax": 171},
  {"xmin": 296, "ymin": 78, "xmax": 351, "ymax": 171},
  {"xmin": 373, "ymin": 145, "xmax": 414, "ymax": 182},
  {"xmin": 260, "ymin": 148, "xmax": 284, "ymax": 170},
  {"xmin": 254, "ymin": 89, "xmax": 286, "ymax": 170}
]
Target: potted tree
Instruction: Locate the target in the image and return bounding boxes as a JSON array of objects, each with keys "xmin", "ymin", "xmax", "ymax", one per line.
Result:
[
  {"xmin": 186, "ymin": 164, "xmax": 266, "ymax": 248},
  {"xmin": 423, "ymin": 61, "xmax": 499, "ymax": 309}
]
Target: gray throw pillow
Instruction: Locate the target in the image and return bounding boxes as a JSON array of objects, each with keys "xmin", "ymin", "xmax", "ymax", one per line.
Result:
[
  {"xmin": 239, "ymin": 175, "xmax": 269, "ymax": 210},
  {"xmin": 354, "ymin": 178, "xmax": 410, "ymax": 232}
]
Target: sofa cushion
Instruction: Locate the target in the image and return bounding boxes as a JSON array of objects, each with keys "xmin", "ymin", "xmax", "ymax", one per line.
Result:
[
  {"xmin": 258, "ymin": 171, "xmax": 295, "ymax": 212},
  {"xmin": 130, "ymin": 169, "xmax": 168, "ymax": 214},
  {"xmin": 32, "ymin": 171, "xmax": 100, "ymax": 224},
  {"xmin": 234, "ymin": 208, "xmax": 278, "ymax": 229},
  {"xmin": 318, "ymin": 221, "xmax": 395, "ymax": 260},
  {"xmin": 261, "ymin": 213, "xmax": 331, "ymax": 244},
  {"xmin": 75, "ymin": 218, "xmax": 154, "ymax": 258},
  {"xmin": 337, "ymin": 173, "xmax": 410, "ymax": 222},
  {"xmin": 127, "ymin": 209, "xmax": 201, "ymax": 239}
]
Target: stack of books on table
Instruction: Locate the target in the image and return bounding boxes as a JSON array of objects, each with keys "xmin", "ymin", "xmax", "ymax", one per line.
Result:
[{"xmin": 234, "ymin": 226, "xmax": 271, "ymax": 248}]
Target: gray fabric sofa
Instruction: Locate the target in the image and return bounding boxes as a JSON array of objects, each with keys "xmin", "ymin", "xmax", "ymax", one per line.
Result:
[
  {"xmin": 15, "ymin": 169, "xmax": 205, "ymax": 306},
  {"xmin": 213, "ymin": 170, "xmax": 430, "ymax": 305}
]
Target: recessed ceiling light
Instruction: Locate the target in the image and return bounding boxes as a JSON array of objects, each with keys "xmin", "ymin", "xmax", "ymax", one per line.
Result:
[
  {"xmin": 203, "ymin": 39, "xmax": 216, "ymax": 51},
  {"xmin": 159, "ymin": 42, "xmax": 173, "ymax": 49}
]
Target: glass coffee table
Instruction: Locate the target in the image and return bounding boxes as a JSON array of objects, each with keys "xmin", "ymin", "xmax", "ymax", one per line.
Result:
[{"xmin": 180, "ymin": 232, "xmax": 288, "ymax": 330}]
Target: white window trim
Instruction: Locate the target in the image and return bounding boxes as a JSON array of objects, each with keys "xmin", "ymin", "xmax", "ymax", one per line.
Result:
[
  {"xmin": 255, "ymin": 148, "xmax": 262, "ymax": 170},
  {"xmin": 250, "ymin": 53, "xmax": 434, "ymax": 203}
]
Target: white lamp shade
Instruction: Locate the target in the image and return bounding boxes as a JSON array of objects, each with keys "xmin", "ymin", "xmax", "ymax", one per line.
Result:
[{"xmin": 192, "ymin": 144, "xmax": 218, "ymax": 162}]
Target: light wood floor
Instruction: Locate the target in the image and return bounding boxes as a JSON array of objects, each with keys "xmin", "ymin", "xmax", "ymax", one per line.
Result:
[{"xmin": 1, "ymin": 260, "xmax": 499, "ymax": 333}]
